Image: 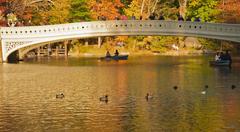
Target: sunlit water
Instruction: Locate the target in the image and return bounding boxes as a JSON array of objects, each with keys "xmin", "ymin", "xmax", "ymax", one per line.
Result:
[{"xmin": 0, "ymin": 56, "xmax": 240, "ymax": 132}]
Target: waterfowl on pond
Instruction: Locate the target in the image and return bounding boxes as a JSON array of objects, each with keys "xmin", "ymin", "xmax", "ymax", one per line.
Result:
[
  {"xmin": 205, "ymin": 85, "xmax": 209, "ymax": 88},
  {"xmin": 201, "ymin": 90, "xmax": 206, "ymax": 95},
  {"xmin": 201, "ymin": 86, "xmax": 208, "ymax": 95},
  {"xmin": 100, "ymin": 95, "xmax": 108, "ymax": 102},
  {"xmin": 145, "ymin": 93, "xmax": 153, "ymax": 100},
  {"xmin": 56, "ymin": 93, "xmax": 64, "ymax": 98},
  {"xmin": 173, "ymin": 86, "xmax": 178, "ymax": 90}
]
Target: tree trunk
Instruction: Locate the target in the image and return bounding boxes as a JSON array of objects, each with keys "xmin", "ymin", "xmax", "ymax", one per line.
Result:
[
  {"xmin": 140, "ymin": 0, "xmax": 146, "ymax": 16},
  {"xmin": 152, "ymin": 0, "xmax": 159, "ymax": 13},
  {"xmin": 178, "ymin": 0, "xmax": 187, "ymax": 18}
]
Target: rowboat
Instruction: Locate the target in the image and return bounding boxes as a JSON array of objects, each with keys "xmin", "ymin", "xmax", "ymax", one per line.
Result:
[
  {"xmin": 100, "ymin": 55, "xmax": 128, "ymax": 61},
  {"xmin": 209, "ymin": 60, "xmax": 231, "ymax": 66}
]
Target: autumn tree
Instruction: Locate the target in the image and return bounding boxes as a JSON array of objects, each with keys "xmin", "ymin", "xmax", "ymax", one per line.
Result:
[
  {"xmin": 89, "ymin": 0, "xmax": 124, "ymax": 20},
  {"xmin": 124, "ymin": 0, "xmax": 159, "ymax": 19},
  {"xmin": 124, "ymin": 0, "xmax": 142, "ymax": 18},
  {"xmin": 178, "ymin": 0, "xmax": 187, "ymax": 18},
  {"xmin": 124, "ymin": 0, "xmax": 181, "ymax": 20},
  {"xmin": 9, "ymin": 0, "xmax": 53, "ymax": 21},
  {"xmin": 218, "ymin": 0, "xmax": 240, "ymax": 23},
  {"xmin": 31, "ymin": 0, "xmax": 71, "ymax": 25},
  {"xmin": 121, "ymin": 0, "xmax": 132, "ymax": 6},
  {"xmin": 0, "ymin": 0, "xmax": 7, "ymax": 26}
]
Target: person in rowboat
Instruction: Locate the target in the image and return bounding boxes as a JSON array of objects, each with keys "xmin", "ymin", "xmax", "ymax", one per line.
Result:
[
  {"xmin": 114, "ymin": 50, "xmax": 119, "ymax": 56},
  {"xmin": 215, "ymin": 52, "xmax": 221, "ymax": 61},
  {"xmin": 106, "ymin": 51, "xmax": 111, "ymax": 58}
]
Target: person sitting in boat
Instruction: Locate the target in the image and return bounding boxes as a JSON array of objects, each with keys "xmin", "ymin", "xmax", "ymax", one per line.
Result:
[
  {"xmin": 106, "ymin": 51, "xmax": 111, "ymax": 58},
  {"xmin": 219, "ymin": 52, "xmax": 225, "ymax": 60},
  {"xmin": 215, "ymin": 52, "xmax": 221, "ymax": 61},
  {"xmin": 220, "ymin": 51, "xmax": 231, "ymax": 61},
  {"xmin": 114, "ymin": 50, "xmax": 119, "ymax": 56},
  {"xmin": 225, "ymin": 50, "xmax": 232, "ymax": 64}
]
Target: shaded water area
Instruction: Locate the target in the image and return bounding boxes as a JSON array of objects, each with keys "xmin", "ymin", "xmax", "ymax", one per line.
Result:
[{"xmin": 0, "ymin": 56, "xmax": 240, "ymax": 131}]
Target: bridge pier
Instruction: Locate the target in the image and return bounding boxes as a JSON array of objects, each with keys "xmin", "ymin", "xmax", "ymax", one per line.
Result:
[
  {"xmin": 98, "ymin": 37, "xmax": 102, "ymax": 48},
  {"xmin": 55, "ymin": 46, "xmax": 59, "ymax": 56},
  {"xmin": 64, "ymin": 41, "xmax": 68, "ymax": 56},
  {"xmin": 47, "ymin": 44, "xmax": 51, "ymax": 56},
  {"xmin": 85, "ymin": 39, "xmax": 88, "ymax": 46},
  {"xmin": 37, "ymin": 47, "xmax": 40, "ymax": 56}
]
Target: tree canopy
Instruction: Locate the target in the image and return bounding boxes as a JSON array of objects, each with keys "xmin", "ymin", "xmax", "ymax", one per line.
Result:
[
  {"xmin": 70, "ymin": 0, "xmax": 91, "ymax": 22},
  {"xmin": 186, "ymin": 0, "xmax": 220, "ymax": 22}
]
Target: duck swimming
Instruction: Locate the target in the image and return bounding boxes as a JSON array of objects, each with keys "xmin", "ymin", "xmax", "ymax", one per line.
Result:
[
  {"xmin": 173, "ymin": 86, "xmax": 178, "ymax": 90},
  {"xmin": 145, "ymin": 93, "xmax": 153, "ymax": 101},
  {"xmin": 201, "ymin": 90, "xmax": 206, "ymax": 95},
  {"xmin": 56, "ymin": 93, "xmax": 64, "ymax": 99},
  {"xmin": 201, "ymin": 86, "xmax": 208, "ymax": 95},
  {"xmin": 100, "ymin": 95, "xmax": 108, "ymax": 102}
]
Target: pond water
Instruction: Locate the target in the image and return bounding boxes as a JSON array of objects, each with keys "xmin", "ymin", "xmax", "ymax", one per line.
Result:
[{"xmin": 0, "ymin": 56, "xmax": 240, "ymax": 131}]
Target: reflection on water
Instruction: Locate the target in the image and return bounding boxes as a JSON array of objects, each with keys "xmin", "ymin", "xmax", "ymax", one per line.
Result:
[{"xmin": 0, "ymin": 56, "xmax": 240, "ymax": 131}]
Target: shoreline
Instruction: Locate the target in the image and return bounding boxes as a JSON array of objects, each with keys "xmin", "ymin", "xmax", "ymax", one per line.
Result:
[
  {"xmin": 68, "ymin": 50, "xmax": 207, "ymax": 58},
  {"xmin": 0, "ymin": 50, "xmax": 216, "ymax": 63}
]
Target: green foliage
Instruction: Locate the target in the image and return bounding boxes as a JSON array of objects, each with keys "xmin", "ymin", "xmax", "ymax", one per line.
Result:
[
  {"xmin": 124, "ymin": 36, "xmax": 179, "ymax": 52},
  {"xmin": 71, "ymin": 40, "xmax": 90, "ymax": 53},
  {"xmin": 70, "ymin": 0, "xmax": 91, "ymax": 22},
  {"xmin": 145, "ymin": 0, "xmax": 179, "ymax": 20},
  {"xmin": 125, "ymin": 37, "xmax": 137, "ymax": 51},
  {"xmin": 150, "ymin": 36, "xmax": 178, "ymax": 52},
  {"xmin": 124, "ymin": 0, "xmax": 142, "ymax": 18},
  {"xmin": 186, "ymin": 0, "xmax": 220, "ymax": 22},
  {"xmin": 48, "ymin": 0, "xmax": 71, "ymax": 24},
  {"xmin": 121, "ymin": 0, "xmax": 132, "ymax": 7},
  {"xmin": 198, "ymin": 38, "xmax": 220, "ymax": 50}
]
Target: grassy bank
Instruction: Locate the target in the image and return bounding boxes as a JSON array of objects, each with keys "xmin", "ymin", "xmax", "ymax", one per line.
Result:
[
  {"xmin": 68, "ymin": 36, "xmax": 226, "ymax": 57},
  {"xmin": 68, "ymin": 44, "xmax": 205, "ymax": 57}
]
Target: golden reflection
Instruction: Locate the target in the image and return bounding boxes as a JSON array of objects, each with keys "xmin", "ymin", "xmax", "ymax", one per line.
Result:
[{"xmin": 0, "ymin": 57, "xmax": 240, "ymax": 131}]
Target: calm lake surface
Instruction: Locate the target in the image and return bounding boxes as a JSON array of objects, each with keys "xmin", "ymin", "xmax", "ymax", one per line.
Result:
[{"xmin": 0, "ymin": 56, "xmax": 240, "ymax": 132}]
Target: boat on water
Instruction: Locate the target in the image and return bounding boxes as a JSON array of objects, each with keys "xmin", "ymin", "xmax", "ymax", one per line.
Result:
[
  {"xmin": 209, "ymin": 60, "xmax": 231, "ymax": 66},
  {"xmin": 100, "ymin": 55, "xmax": 128, "ymax": 61}
]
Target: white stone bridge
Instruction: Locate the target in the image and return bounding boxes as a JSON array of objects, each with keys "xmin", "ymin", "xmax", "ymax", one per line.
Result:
[{"xmin": 1, "ymin": 20, "xmax": 240, "ymax": 62}]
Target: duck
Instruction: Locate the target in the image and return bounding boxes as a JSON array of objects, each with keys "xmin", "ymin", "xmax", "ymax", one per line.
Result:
[
  {"xmin": 205, "ymin": 85, "xmax": 209, "ymax": 88},
  {"xmin": 56, "ymin": 93, "xmax": 64, "ymax": 99},
  {"xmin": 173, "ymin": 86, "xmax": 178, "ymax": 90},
  {"xmin": 201, "ymin": 90, "xmax": 206, "ymax": 95},
  {"xmin": 145, "ymin": 93, "xmax": 153, "ymax": 101},
  {"xmin": 231, "ymin": 85, "xmax": 236, "ymax": 89},
  {"xmin": 201, "ymin": 86, "xmax": 208, "ymax": 95},
  {"xmin": 100, "ymin": 95, "xmax": 108, "ymax": 102}
]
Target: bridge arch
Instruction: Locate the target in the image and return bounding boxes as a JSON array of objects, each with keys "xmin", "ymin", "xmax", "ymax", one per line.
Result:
[{"xmin": 1, "ymin": 20, "xmax": 240, "ymax": 62}]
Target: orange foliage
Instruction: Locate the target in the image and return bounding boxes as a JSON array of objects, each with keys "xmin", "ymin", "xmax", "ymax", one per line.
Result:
[
  {"xmin": 89, "ymin": 0, "xmax": 124, "ymax": 20},
  {"xmin": 218, "ymin": 0, "xmax": 240, "ymax": 23}
]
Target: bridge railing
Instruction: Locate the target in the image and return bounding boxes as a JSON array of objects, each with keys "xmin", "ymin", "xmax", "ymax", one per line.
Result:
[{"xmin": 1, "ymin": 20, "xmax": 240, "ymax": 39}]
